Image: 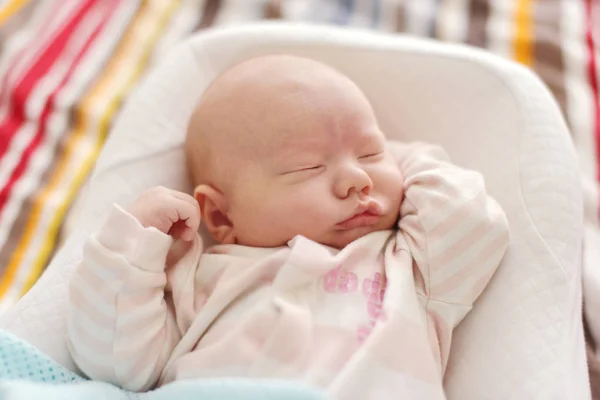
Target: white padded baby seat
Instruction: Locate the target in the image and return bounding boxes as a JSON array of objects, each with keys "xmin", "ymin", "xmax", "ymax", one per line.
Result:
[{"xmin": 0, "ymin": 23, "xmax": 589, "ymax": 399}]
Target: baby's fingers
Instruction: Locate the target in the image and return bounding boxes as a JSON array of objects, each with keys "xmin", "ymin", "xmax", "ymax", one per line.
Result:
[
  {"xmin": 172, "ymin": 191, "xmax": 200, "ymax": 212},
  {"xmin": 181, "ymin": 227, "xmax": 196, "ymax": 242},
  {"xmin": 175, "ymin": 199, "xmax": 201, "ymax": 241}
]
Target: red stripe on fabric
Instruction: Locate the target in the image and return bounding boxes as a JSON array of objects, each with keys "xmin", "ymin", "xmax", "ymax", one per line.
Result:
[
  {"xmin": 588, "ymin": 0, "xmax": 600, "ymax": 218},
  {"xmin": 0, "ymin": 3, "xmax": 64, "ymax": 126},
  {"xmin": 0, "ymin": 0, "xmax": 95, "ymax": 159},
  {"xmin": 0, "ymin": 1, "xmax": 113, "ymax": 213}
]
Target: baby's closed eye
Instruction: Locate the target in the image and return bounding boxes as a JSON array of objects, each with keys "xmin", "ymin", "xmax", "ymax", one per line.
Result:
[
  {"xmin": 359, "ymin": 151, "xmax": 384, "ymax": 162},
  {"xmin": 282, "ymin": 165, "xmax": 325, "ymax": 175}
]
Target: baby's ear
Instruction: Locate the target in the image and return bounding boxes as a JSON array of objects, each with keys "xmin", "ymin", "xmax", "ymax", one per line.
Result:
[{"xmin": 194, "ymin": 185, "xmax": 236, "ymax": 244}]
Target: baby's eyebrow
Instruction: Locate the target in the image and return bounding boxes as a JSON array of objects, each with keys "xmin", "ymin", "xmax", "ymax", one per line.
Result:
[
  {"xmin": 267, "ymin": 147, "xmax": 316, "ymax": 165},
  {"xmin": 271, "ymin": 138, "xmax": 324, "ymax": 160},
  {"xmin": 358, "ymin": 132, "xmax": 386, "ymax": 146},
  {"xmin": 358, "ymin": 130, "xmax": 385, "ymax": 140},
  {"xmin": 275, "ymin": 156, "xmax": 321, "ymax": 170}
]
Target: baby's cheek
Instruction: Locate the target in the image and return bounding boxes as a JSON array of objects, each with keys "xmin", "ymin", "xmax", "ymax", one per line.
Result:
[
  {"xmin": 287, "ymin": 194, "xmax": 331, "ymax": 227},
  {"xmin": 291, "ymin": 196, "xmax": 324, "ymax": 219},
  {"xmin": 374, "ymin": 166, "xmax": 403, "ymax": 197},
  {"xmin": 392, "ymin": 179, "xmax": 404, "ymax": 205}
]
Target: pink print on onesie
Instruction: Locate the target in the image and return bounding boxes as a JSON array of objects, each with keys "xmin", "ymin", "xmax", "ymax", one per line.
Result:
[
  {"xmin": 322, "ymin": 266, "xmax": 358, "ymax": 293},
  {"xmin": 358, "ymin": 272, "xmax": 387, "ymax": 342},
  {"xmin": 322, "ymin": 266, "xmax": 387, "ymax": 343}
]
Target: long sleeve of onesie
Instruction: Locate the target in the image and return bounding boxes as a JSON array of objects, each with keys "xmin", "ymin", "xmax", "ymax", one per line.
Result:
[
  {"xmin": 396, "ymin": 143, "xmax": 510, "ymax": 373},
  {"xmin": 66, "ymin": 205, "xmax": 194, "ymax": 392}
]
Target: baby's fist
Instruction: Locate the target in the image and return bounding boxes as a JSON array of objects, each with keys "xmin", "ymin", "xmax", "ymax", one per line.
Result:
[{"xmin": 128, "ymin": 186, "xmax": 200, "ymax": 241}]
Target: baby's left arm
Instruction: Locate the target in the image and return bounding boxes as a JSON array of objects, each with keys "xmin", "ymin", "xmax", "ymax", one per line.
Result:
[{"xmin": 392, "ymin": 142, "xmax": 510, "ymax": 371}]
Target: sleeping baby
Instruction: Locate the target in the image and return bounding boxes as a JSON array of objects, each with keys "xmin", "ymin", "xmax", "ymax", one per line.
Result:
[{"xmin": 66, "ymin": 55, "xmax": 509, "ymax": 399}]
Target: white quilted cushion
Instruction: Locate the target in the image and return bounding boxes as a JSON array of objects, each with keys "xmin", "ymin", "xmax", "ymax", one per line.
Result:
[{"xmin": 0, "ymin": 23, "xmax": 590, "ymax": 399}]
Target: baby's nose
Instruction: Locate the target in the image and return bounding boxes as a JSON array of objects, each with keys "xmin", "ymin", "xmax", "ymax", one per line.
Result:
[{"xmin": 335, "ymin": 166, "xmax": 373, "ymax": 199}]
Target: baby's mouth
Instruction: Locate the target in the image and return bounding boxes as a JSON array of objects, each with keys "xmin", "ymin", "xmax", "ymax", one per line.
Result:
[{"xmin": 335, "ymin": 201, "xmax": 383, "ymax": 231}]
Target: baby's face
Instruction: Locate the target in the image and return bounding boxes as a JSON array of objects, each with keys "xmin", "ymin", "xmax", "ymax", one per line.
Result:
[
  {"xmin": 189, "ymin": 56, "xmax": 403, "ymax": 249},
  {"xmin": 228, "ymin": 112, "xmax": 403, "ymax": 249}
]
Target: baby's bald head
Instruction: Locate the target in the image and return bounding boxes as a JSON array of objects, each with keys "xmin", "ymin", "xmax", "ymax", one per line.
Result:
[
  {"xmin": 184, "ymin": 54, "xmax": 372, "ymax": 191},
  {"xmin": 184, "ymin": 54, "xmax": 398, "ymax": 249}
]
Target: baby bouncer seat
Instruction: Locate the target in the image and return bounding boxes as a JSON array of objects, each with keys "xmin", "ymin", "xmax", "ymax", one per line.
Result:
[{"xmin": 0, "ymin": 23, "xmax": 590, "ymax": 399}]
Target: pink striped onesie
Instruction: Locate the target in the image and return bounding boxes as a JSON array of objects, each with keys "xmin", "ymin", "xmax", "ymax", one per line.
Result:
[{"xmin": 67, "ymin": 145, "xmax": 509, "ymax": 399}]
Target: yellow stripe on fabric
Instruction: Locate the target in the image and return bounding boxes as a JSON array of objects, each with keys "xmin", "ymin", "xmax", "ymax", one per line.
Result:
[
  {"xmin": 20, "ymin": 0, "xmax": 180, "ymax": 295},
  {"xmin": 0, "ymin": 0, "xmax": 103, "ymax": 300},
  {"xmin": 0, "ymin": 0, "xmax": 179, "ymax": 298},
  {"xmin": 513, "ymin": 0, "xmax": 533, "ymax": 66},
  {"xmin": 0, "ymin": 0, "xmax": 31, "ymax": 26}
]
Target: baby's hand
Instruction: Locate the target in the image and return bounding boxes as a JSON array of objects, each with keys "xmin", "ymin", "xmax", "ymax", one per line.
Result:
[{"xmin": 128, "ymin": 186, "xmax": 201, "ymax": 241}]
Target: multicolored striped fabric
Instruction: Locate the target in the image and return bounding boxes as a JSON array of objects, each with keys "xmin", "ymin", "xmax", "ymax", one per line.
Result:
[{"xmin": 0, "ymin": 0, "xmax": 596, "ymax": 315}]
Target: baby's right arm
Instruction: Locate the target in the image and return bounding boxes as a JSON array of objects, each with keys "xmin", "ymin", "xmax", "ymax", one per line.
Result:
[{"xmin": 66, "ymin": 187, "xmax": 201, "ymax": 392}]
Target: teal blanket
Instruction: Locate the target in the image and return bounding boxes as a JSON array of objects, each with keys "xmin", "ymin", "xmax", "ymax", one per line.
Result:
[{"xmin": 0, "ymin": 330, "xmax": 326, "ymax": 400}]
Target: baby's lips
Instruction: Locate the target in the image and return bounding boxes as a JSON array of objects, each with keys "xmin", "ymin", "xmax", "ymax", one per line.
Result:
[{"xmin": 365, "ymin": 198, "xmax": 384, "ymax": 215}]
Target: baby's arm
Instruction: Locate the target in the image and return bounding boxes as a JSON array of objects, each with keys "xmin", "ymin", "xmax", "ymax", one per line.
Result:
[
  {"xmin": 391, "ymin": 141, "xmax": 509, "ymax": 371},
  {"xmin": 66, "ymin": 187, "xmax": 201, "ymax": 392}
]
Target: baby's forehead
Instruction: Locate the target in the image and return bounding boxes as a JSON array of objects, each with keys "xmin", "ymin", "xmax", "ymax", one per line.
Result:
[
  {"xmin": 191, "ymin": 56, "xmax": 378, "ymax": 150},
  {"xmin": 257, "ymin": 117, "xmax": 383, "ymax": 163}
]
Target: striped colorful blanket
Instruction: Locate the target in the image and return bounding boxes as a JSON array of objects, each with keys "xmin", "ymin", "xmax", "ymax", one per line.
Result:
[{"xmin": 0, "ymin": 0, "xmax": 598, "ymax": 384}]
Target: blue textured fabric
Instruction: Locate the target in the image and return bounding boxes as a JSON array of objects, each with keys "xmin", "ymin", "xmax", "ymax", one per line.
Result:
[
  {"xmin": 0, "ymin": 329, "xmax": 83, "ymax": 384},
  {"xmin": 0, "ymin": 330, "xmax": 326, "ymax": 400}
]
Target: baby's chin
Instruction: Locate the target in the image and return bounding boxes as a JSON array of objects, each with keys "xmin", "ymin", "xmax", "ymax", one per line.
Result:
[
  {"xmin": 233, "ymin": 214, "xmax": 399, "ymax": 249},
  {"xmin": 315, "ymin": 217, "xmax": 399, "ymax": 249},
  {"xmin": 321, "ymin": 226, "xmax": 391, "ymax": 249}
]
